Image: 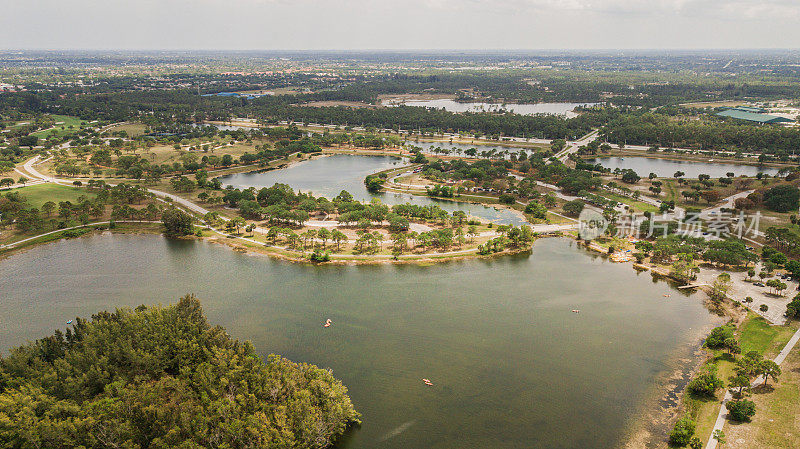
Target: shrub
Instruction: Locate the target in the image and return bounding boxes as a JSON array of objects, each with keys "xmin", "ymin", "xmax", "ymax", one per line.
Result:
[
  {"xmin": 726, "ymin": 399, "xmax": 756, "ymax": 422},
  {"xmin": 786, "ymin": 295, "xmax": 800, "ymax": 318},
  {"xmin": 705, "ymin": 325, "xmax": 735, "ymax": 349},
  {"xmin": 161, "ymin": 208, "xmax": 194, "ymax": 237},
  {"xmin": 499, "ymin": 193, "xmax": 516, "ymax": 205},
  {"xmin": 668, "ymin": 416, "xmax": 696, "ymax": 446},
  {"xmin": 688, "ymin": 370, "xmax": 724, "ymax": 397}
]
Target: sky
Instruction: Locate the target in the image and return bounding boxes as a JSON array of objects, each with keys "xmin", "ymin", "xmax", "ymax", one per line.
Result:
[{"xmin": 3, "ymin": 0, "xmax": 800, "ymax": 50}]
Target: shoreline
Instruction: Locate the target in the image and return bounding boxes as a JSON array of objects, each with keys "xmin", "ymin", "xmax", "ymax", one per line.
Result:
[
  {"xmin": 0, "ymin": 223, "xmax": 745, "ymax": 449},
  {"xmin": 583, "ymin": 152, "xmax": 793, "ymax": 170}
]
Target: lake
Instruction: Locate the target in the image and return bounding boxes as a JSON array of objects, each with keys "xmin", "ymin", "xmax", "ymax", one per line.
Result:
[
  {"xmin": 586, "ymin": 156, "xmax": 783, "ymax": 178},
  {"xmin": 218, "ymin": 154, "xmax": 529, "ymax": 225},
  {"xmin": 384, "ymin": 99, "xmax": 597, "ymax": 118},
  {"xmin": 0, "ymin": 235, "xmax": 715, "ymax": 449}
]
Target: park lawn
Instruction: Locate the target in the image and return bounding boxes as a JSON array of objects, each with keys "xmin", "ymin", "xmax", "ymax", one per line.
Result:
[
  {"xmin": 8, "ymin": 183, "xmax": 93, "ymax": 208},
  {"xmin": 31, "ymin": 115, "xmax": 91, "ymax": 138},
  {"xmin": 739, "ymin": 314, "xmax": 798, "ymax": 355},
  {"xmin": 107, "ymin": 122, "xmax": 147, "ymax": 137},
  {"xmin": 545, "ymin": 211, "xmax": 575, "ymax": 224},
  {"xmin": 725, "ymin": 348, "xmax": 800, "ymax": 448},
  {"xmin": 688, "ymin": 312, "xmax": 799, "ymax": 444},
  {"xmin": 599, "ymin": 191, "xmax": 660, "ymax": 214}
]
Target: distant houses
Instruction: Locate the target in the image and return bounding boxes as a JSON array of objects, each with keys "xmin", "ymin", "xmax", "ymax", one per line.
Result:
[{"xmin": 715, "ymin": 106, "xmax": 795, "ymax": 124}]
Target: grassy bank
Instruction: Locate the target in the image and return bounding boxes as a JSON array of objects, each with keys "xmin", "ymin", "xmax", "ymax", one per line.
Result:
[{"xmin": 685, "ymin": 312, "xmax": 798, "ymax": 444}]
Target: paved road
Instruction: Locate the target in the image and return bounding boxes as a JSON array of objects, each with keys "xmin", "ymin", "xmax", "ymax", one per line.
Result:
[
  {"xmin": 0, "ymin": 220, "xmax": 160, "ymax": 249},
  {"xmin": 553, "ymin": 130, "xmax": 599, "ymax": 163},
  {"xmin": 705, "ymin": 324, "xmax": 800, "ymax": 449}
]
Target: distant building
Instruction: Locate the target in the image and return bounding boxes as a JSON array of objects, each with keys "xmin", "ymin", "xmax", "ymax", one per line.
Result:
[{"xmin": 716, "ymin": 107, "xmax": 794, "ymax": 124}]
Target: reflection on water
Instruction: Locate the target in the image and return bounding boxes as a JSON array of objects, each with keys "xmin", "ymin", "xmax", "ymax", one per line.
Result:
[
  {"xmin": 218, "ymin": 154, "xmax": 528, "ymax": 225},
  {"xmin": 384, "ymin": 99, "xmax": 597, "ymax": 118},
  {"xmin": 0, "ymin": 235, "xmax": 714, "ymax": 449},
  {"xmin": 587, "ymin": 156, "xmax": 782, "ymax": 178}
]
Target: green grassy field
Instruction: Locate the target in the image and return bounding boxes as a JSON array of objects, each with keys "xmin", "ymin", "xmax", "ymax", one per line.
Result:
[
  {"xmin": 107, "ymin": 122, "xmax": 147, "ymax": 137},
  {"xmin": 31, "ymin": 115, "xmax": 91, "ymax": 138},
  {"xmin": 689, "ymin": 313, "xmax": 798, "ymax": 443},
  {"xmin": 599, "ymin": 191, "xmax": 660, "ymax": 213},
  {"xmin": 6, "ymin": 183, "xmax": 92, "ymax": 208}
]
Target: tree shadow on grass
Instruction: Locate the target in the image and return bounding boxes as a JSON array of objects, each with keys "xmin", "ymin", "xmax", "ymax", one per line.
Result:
[{"xmin": 750, "ymin": 384, "xmax": 775, "ymax": 395}]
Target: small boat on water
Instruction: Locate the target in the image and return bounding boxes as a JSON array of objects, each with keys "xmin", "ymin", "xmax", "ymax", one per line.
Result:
[
  {"xmin": 323, "ymin": 318, "xmax": 332, "ymax": 328},
  {"xmin": 67, "ymin": 320, "xmax": 73, "ymax": 325},
  {"xmin": 571, "ymin": 309, "xmax": 580, "ymax": 313},
  {"xmin": 422, "ymin": 378, "xmax": 433, "ymax": 386},
  {"xmin": 663, "ymin": 294, "xmax": 671, "ymax": 298}
]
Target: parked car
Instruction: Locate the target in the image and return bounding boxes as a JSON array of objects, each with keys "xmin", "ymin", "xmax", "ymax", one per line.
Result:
[{"xmin": 754, "ymin": 282, "xmax": 765, "ymax": 287}]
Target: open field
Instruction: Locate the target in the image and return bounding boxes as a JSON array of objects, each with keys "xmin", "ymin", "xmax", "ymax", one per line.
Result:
[
  {"xmin": 723, "ymin": 347, "xmax": 800, "ymax": 448},
  {"xmin": 31, "ymin": 115, "xmax": 91, "ymax": 138},
  {"xmin": 687, "ymin": 313, "xmax": 799, "ymax": 444},
  {"xmin": 5, "ymin": 183, "xmax": 92, "ymax": 208},
  {"xmin": 107, "ymin": 122, "xmax": 148, "ymax": 137}
]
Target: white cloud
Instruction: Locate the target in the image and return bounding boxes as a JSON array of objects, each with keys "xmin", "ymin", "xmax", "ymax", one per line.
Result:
[{"xmin": 443, "ymin": 0, "xmax": 800, "ymax": 19}]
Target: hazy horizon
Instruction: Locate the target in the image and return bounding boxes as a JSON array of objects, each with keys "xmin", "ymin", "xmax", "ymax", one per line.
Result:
[{"xmin": 4, "ymin": 0, "xmax": 800, "ymax": 50}]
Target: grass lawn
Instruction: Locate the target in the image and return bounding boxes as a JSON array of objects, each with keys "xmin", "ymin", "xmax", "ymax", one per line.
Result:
[
  {"xmin": 688, "ymin": 312, "xmax": 799, "ymax": 444},
  {"xmin": 32, "ymin": 115, "xmax": 91, "ymax": 138},
  {"xmin": 599, "ymin": 191, "xmax": 660, "ymax": 214},
  {"xmin": 107, "ymin": 122, "xmax": 148, "ymax": 137},
  {"xmin": 725, "ymin": 348, "xmax": 800, "ymax": 448},
  {"xmin": 6, "ymin": 183, "xmax": 93, "ymax": 208}
]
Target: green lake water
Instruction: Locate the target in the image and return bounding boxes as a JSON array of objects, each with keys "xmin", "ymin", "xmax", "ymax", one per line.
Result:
[
  {"xmin": 0, "ymin": 235, "xmax": 715, "ymax": 448},
  {"xmin": 218, "ymin": 154, "xmax": 529, "ymax": 225}
]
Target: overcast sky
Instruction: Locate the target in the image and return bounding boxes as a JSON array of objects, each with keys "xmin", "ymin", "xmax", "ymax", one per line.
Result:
[{"xmin": 3, "ymin": 0, "xmax": 800, "ymax": 50}]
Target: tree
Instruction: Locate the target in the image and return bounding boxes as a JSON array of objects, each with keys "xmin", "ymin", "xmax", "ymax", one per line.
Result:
[
  {"xmin": 735, "ymin": 351, "xmax": 764, "ymax": 378},
  {"xmin": 317, "ymin": 228, "xmax": 330, "ymax": 248},
  {"xmin": 726, "ymin": 400, "xmax": 756, "ymax": 422},
  {"xmin": 763, "ymin": 185, "xmax": 800, "ymax": 212},
  {"xmin": 621, "ymin": 169, "xmax": 640, "ymax": 184},
  {"xmin": 728, "ymin": 374, "xmax": 750, "ymax": 397},
  {"xmin": 758, "ymin": 360, "xmax": 781, "ymax": 387},
  {"xmin": 786, "ymin": 294, "xmax": 800, "ymax": 319},
  {"xmin": 713, "ymin": 430, "xmax": 726, "ymax": 448},
  {"xmin": 161, "ymin": 208, "xmax": 193, "ymax": 237},
  {"xmin": 17, "ymin": 176, "xmax": 28, "ymax": 186},
  {"xmin": 710, "ymin": 273, "xmax": 731, "ymax": 301},
  {"xmin": 562, "ymin": 200, "xmax": 585, "ymax": 217},
  {"xmin": 668, "ymin": 416, "xmax": 696, "ymax": 447},
  {"xmin": 331, "ymin": 229, "xmax": 347, "ymax": 251},
  {"xmin": 231, "ymin": 217, "xmax": 246, "ymax": 235},
  {"xmin": 688, "ymin": 368, "xmax": 724, "ymax": 397},
  {"xmin": 0, "ymin": 296, "xmax": 360, "ymax": 448},
  {"xmin": 525, "ymin": 201, "xmax": 547, "ymax": 220},
  {"xmin": 705, "ymin": 325, "xmax": 735, "ymax": 349},
  {"xmin": 41, "ymin": 201, "xmax": 56, "ymax": 217}
]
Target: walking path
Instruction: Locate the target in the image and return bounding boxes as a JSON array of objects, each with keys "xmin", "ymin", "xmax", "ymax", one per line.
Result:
[{"xmin": 705, "ymin": 324, "xmax": 800, "ymax": 449}]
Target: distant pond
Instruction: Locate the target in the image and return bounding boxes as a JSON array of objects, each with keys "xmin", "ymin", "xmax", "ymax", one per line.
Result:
[
  {"xmin": 218, "ymin": 154, "xmax": 528, "ymax": 225},
  {"xmin": 586, "ymin": 156, "xmax": 783, "ymax": 178},
  {"xmin": 384, "ymin": 99, "xmax": 597, "ymax": 118}
]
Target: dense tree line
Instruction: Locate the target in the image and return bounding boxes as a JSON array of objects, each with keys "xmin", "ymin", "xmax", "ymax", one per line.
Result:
[
  {"xmin": 602, "ymin": 112, "xmax": 800, "ymax": 155},
  {"xmin": 0, "ymin": 296, "xmax": 359, "ymax": 448}
]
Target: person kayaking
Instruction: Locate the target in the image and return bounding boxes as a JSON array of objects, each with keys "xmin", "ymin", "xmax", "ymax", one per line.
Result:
[
  {"xmin": 422, "ymin": 378, "xmax": 433, "ymax": 386},
  {"xmin": 323, "ymin": 318, "xmax": 332, "ymax": 327}
]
